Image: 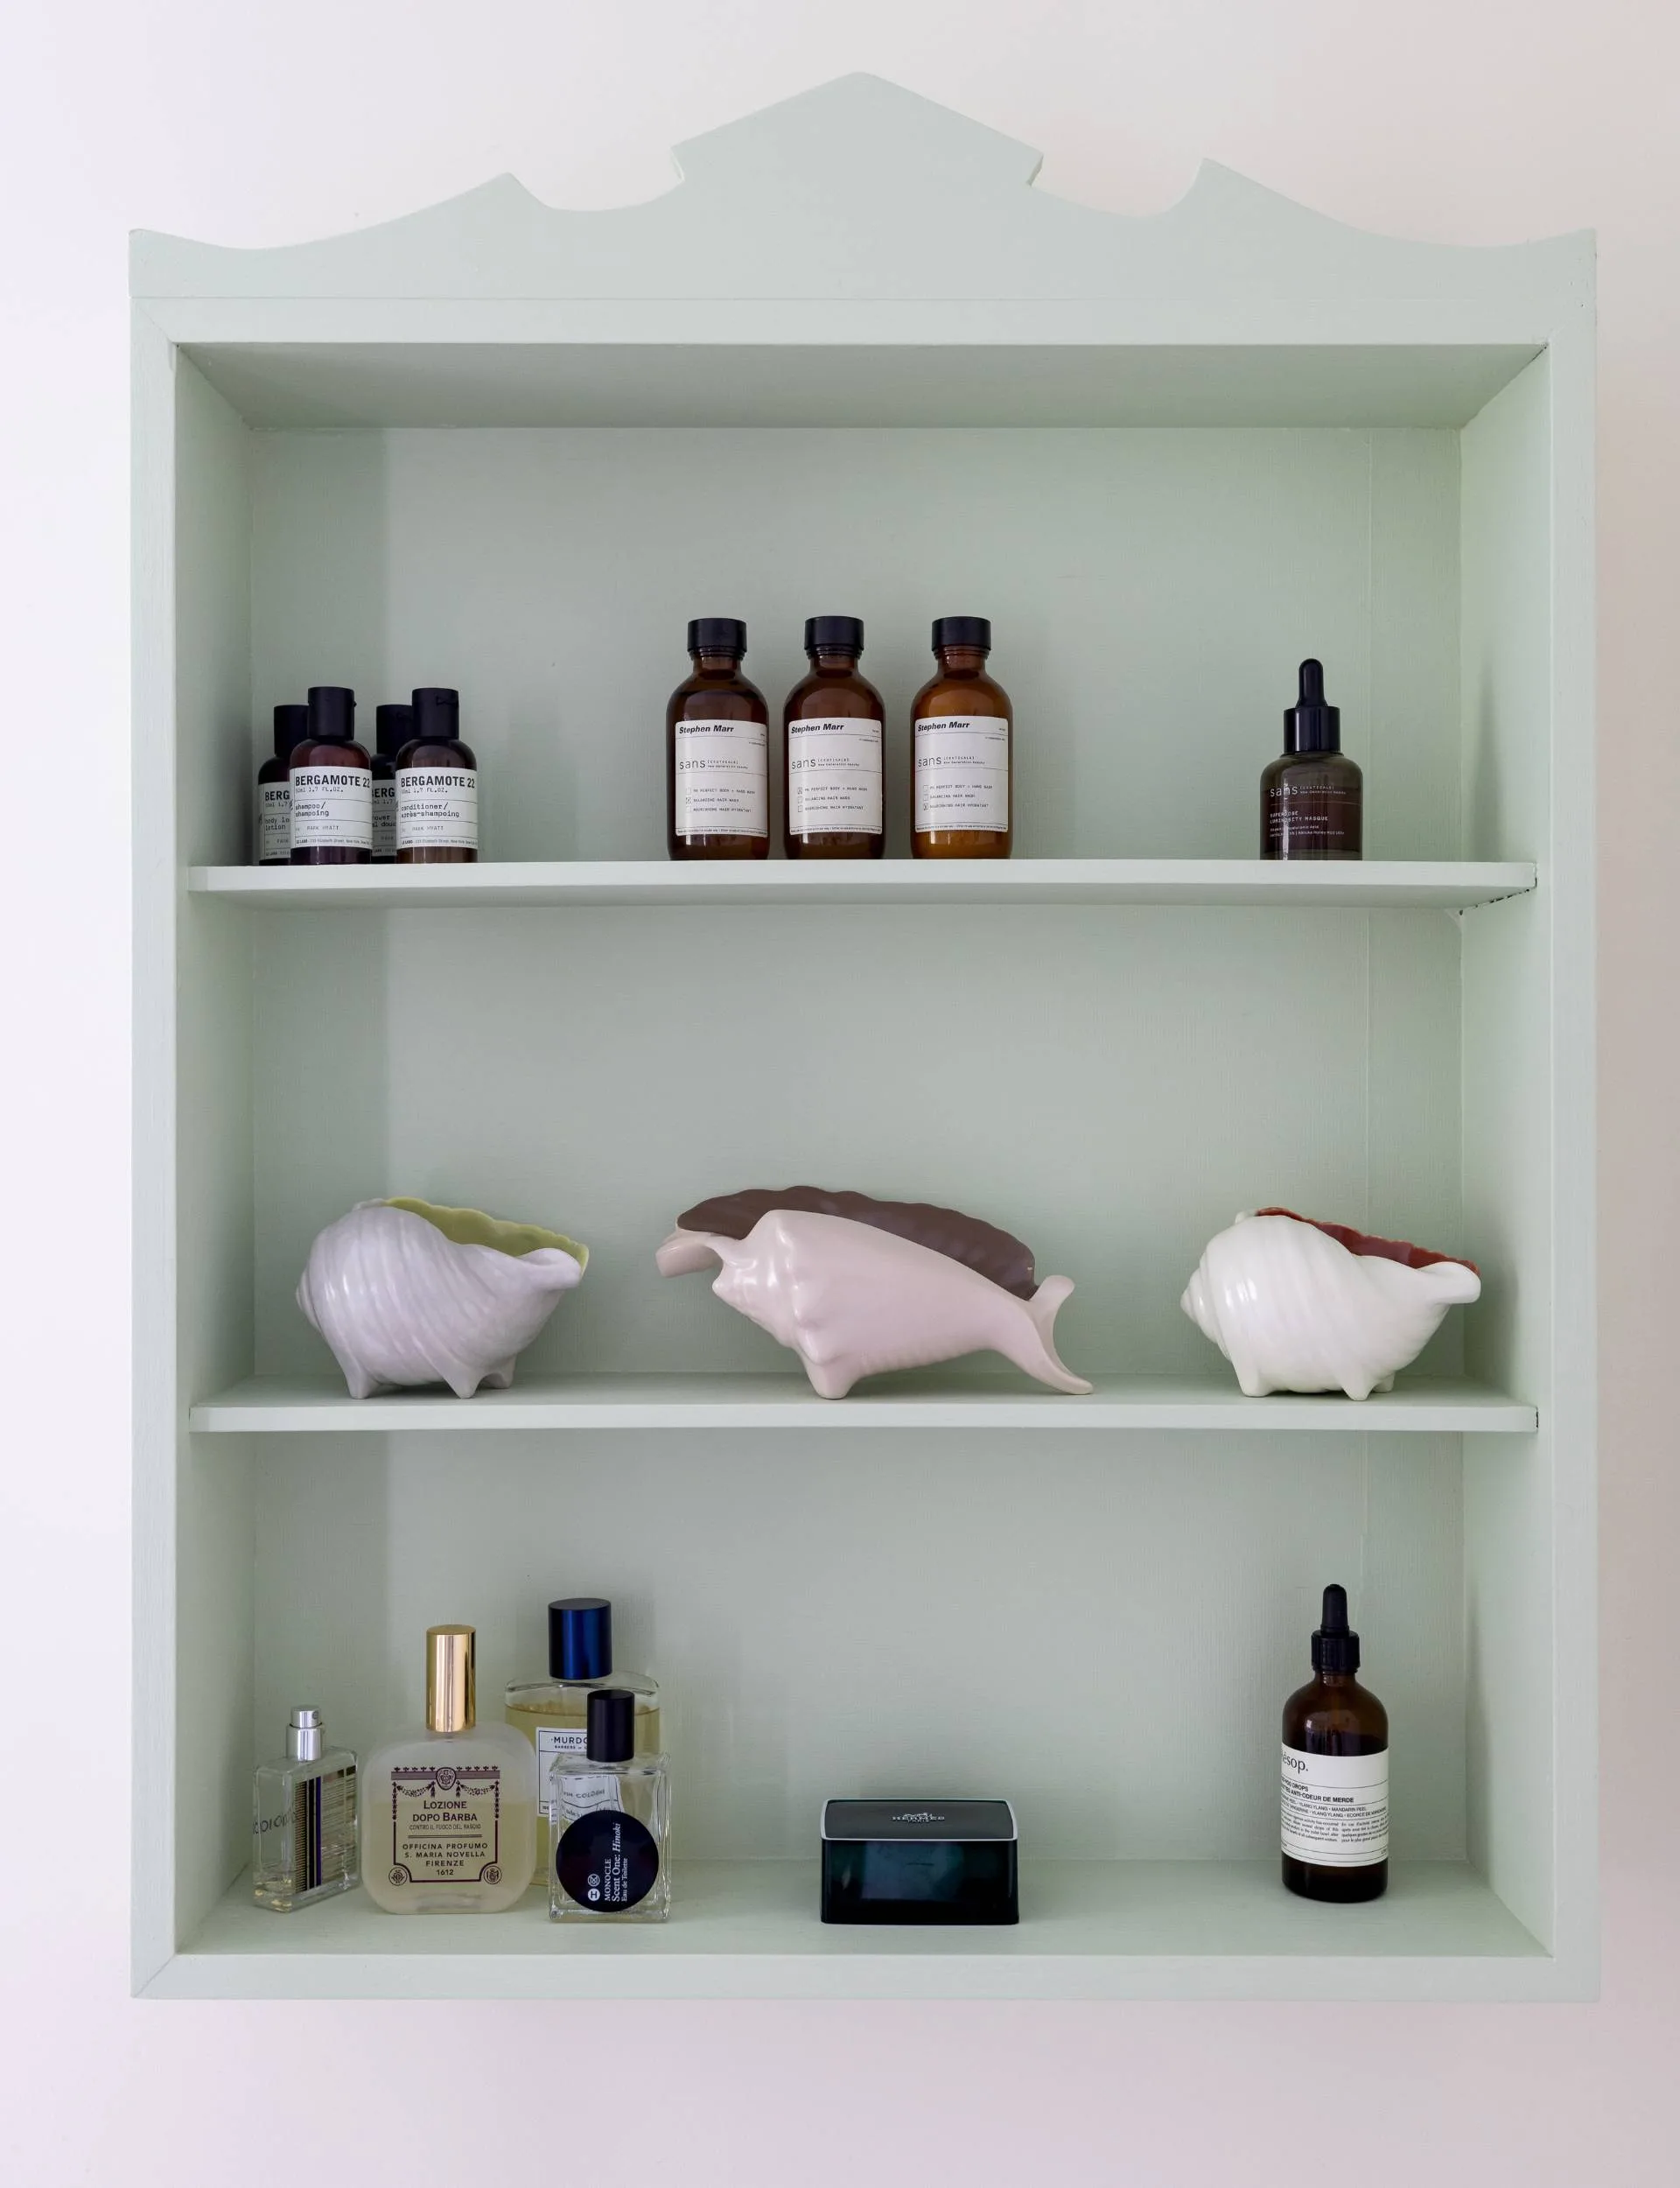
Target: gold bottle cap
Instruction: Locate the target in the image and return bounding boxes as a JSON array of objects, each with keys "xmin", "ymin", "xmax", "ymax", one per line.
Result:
[{"xmin": 425, "ymin": 1624, "xmax": 476, "ymax": 1735}]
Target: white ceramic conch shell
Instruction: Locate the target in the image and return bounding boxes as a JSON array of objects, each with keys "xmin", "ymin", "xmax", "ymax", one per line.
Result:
[
  {"xmin": 657, "ymin": 1208, "xmax": 1092, "ymax": 1399},
  {"xmin": 298, "ymin": 1198, "xmax": 588, "ymax": 1398},
  {"xmin": 1180, "ymin": 1208, "xmax": 1481, "ymax": 1399}
]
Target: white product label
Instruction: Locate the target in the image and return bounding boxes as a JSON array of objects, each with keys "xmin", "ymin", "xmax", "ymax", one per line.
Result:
[
  {"xmin": 256, "ymin": 781, "xmax": 290, "ymax": 863},
  {"xmin": 914, "ymin": 714, "xmax": 1010, "ymax": 831},
  {"xmin": 550, "ymin": 1765, "xmax": 621, "ymax": 1832},
  {"xmin": 372, "ymin": 778, "xmax": 396, "ymax": 859},
  {"xmin": 674, "ymin": 716, "xmax": 767, "ymax": 838},
  {"xmin": 535, "ymin": 1726, "xmax": 588, "ymax": 1813},
  {"xmin": 788, "ymin": 716, "xmax": 883, "ymax": 835},
  {"xmin": 396, "ymin": 768, "xmax": 478, "ymax": 852},
  {"xmin": 1281, "ymin": 1745, "xmax": 1390, "ymax": 1866},
  {"xmin": 289, "ymin": 766, "xmax": 372, "ymax": 852}
]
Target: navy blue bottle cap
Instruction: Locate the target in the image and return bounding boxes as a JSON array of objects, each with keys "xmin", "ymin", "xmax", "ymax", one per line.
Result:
[
  {"xmin": 586, "ymin": 1687, "xmax": 636, "ymax": 1764},
  {"xmin": 688, "ymin": 617, "xmax": 746, "ymax": 657},
  {"xmin": 805, "ymin": 615, "xmax": 864, "ymax": 654},
  {"xmin": 1311, "ymin": 1582, "xmax": 1361, "ymax": 1675},
  {"xmin": 273, "ymin": 703, "xmax": 308, "ymax": 759},
  {"xmin": 1284, "ymin": 659, "xmax": 1341, "ymax": 754},
  {"xmin": 933, "ymin": 615, "xmax": 990, "ymax": 651},
  {"xmin": 550, "ymin": 1595, "xmax": 612, "ymax": 1681},
  {"xmin": 410, "ymin": 687, "xmax": 460, "ymax": 740},
  {"xmin": 375, "ymin": 703, "xmax": 414, "ymax": 757},
  {"xmin": 306, "ymin": 685, "xmax": 356, "ymax": 741}
]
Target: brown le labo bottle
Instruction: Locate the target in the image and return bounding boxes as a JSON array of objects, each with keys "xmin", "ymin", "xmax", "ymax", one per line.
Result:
[
  {"xmin": 1281, "ymin": 1583, "xmax": 1389, "ymax": 1903},
  {"xmin": 668, "ymin": 618, "xmax": 769, "ymax": 860},
  {"xmin": 396, "ymin": 686, "xmax": 478, "ymax": 864},
  {"xmin": 783, "ymin": 615, "xmax": 885, "ymax": 859},
  {"xmin": 912, "ymin": 615, "xmax": 1012, "ymax": 859},
  {"xmin": 288, "ymin": 685, "xmax": 371, "ymax": 866},
  {"xmin": 1262, "ymin": 658, "xmax": 1362, "ymax": 859}
]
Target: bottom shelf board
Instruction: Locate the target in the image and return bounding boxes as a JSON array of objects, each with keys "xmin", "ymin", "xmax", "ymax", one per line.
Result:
[
  {"xmin": 188, "ymin": 1372, "xmax": 1539, "ymax": 1435},
  {"xmin": 149, "ymin": 1861, "xmax": 1549, "ymax": 2001}
]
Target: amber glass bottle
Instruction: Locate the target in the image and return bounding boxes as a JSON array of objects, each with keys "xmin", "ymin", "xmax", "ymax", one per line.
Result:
[
  {"xmin": 783, "ymin": 615, "xmax": 885, "ymax": 860},
  {"xmin": 1262, "ymin": 659, "xmax": 1362, "ymax": 859},
  {"xmin": 911, "ymin": 616, "xmax": 1012, "ymax": 859},
  {"xmin": 396, "ymin": 688, "xmax": 478, "ymax": 864},
  {"xmin": 372, "ymin": 703, "xmax": 412, "ymax": 865},
  {"xmin": 289, "ymin": 686, "xmax": 371, "ymax": 866},
  {"xmin": 256, "ymin": 702, "xmax": 306, "ymax": 866},
  {"xmin": 1281, "ymin": 1584, "xmax": 1389, "ymax": 1903},
  {"xmin": 667, "ymin": 619, "xmax": 768, "ymax": 860}
]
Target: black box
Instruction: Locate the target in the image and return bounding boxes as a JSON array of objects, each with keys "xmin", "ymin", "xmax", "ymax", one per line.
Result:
[{"xmin": 820, "ymin": 1798, "xmax": 1019, "ymax": 1925}]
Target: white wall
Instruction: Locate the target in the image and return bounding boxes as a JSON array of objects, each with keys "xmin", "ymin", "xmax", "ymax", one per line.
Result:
[{"xmin": 1, "ymin": 4, "xmax": 1674, "ymax": 2180}]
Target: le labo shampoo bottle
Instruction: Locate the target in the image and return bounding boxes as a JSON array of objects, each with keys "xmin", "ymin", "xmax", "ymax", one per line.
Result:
[{"xmin": 1281, "ymin": 1583, "xmax": 1388, "ymax": 1901}]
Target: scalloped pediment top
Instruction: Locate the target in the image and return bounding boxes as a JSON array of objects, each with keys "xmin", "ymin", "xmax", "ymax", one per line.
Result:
[{"xmin": 130, "ymin": 71, "xmax": 1591, "ymax": 312}]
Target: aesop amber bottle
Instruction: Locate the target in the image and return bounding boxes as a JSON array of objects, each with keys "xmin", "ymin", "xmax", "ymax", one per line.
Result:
[
  {"xmin": 667, "ymin": 619, "xmax": 768, "ymax": 860},
  {"xmin": 783, "ymin": 615, "xmax": 885, "ymax": 859},
  {"xmin": 396, "ymin": 687, "xmax": 478, "ymax": 864},
  {"xmin": 289, "ymin": 686, "xmax": 371, "ymax": 866},
  {"xmin": 1262, "ymin": 659, "xmax": 1362, "ymax": 859},
  {"xmin": 1281, "ymin": 1584, "xmax": 1389, "ymax": 1902},
  {"xmin": 912, "ymin": 616, "xmax": 1012, "ymax": 859}
]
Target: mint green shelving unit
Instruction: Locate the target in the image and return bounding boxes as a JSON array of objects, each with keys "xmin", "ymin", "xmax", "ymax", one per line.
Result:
[{"xmin": 133, "ymin": 76, "xmax": 1594, "ymax": 2001}]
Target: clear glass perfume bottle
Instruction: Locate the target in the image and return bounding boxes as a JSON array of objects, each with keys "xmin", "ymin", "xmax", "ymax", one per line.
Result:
[
  {"xmin": 504, "ymin": 1595, "xmax": 662, "ymax": 1885},
  {"xmin": 252, "ymin": 1705, "xmax": 359, "ymax": 1911},
  {"xmin": 549, "ymin": 1689, "xmax": 671, "ymax": 1923},
  {"xmin": 361, "ymin": 1624, "xmax": 537, "ymax": 1914}
]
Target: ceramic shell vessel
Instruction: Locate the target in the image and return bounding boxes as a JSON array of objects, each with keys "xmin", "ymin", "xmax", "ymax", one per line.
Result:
[
  {"xmin": 1180, "ymin": 1208, "xmax": 1481, "ymax": 1399},
  {"xmin": 298, "ymin": 1198, "xmax": 588, "ymax": 1398},
  {"xmin": 657, "ymin": 1206, "xmax": 1092, "ymax": 1399}
]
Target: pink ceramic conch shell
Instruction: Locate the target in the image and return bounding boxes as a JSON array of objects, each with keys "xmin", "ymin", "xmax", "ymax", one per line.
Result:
[{"xmin": 656, "ymin": 1208, "xmax": 1092, "ymax": 1399}]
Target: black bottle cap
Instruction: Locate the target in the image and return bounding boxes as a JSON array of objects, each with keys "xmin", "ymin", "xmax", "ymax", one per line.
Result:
[
  {"xmin": 375, "ymin": 703, "xmax": 414, "ymax": 757},
  {"xmin": 306, "ymin": 685, "xmax": 356, "ymax": 742},
  {"xmin": 688, "ymin": 617, "xmax": 747, "ymax": 658},
  {"xmin": 933, "ymin": 615, "xmax": 990, "ymax": 652},
  {"xmin": 586, "ymin": 1687, "xmax": 636, "ymax": 1764},
  {"xmin": 273, "ymin": 703, "xmax": 308, "ymax": 759},
  {"xmin": 805, "ymin": 615, "xmax": 864, "ymax": 655},
  {"xmin": 411, "ymin": 687, "xmax": 460, "ymax": 742},
  {"xmin": 549, "ymin": 1595, "xmax": 612, "ymax": 1681},
  {"xmin": 1311, "ymin": 1583, "xmax": 1361, "ymax": 1675},
  {"xmin": 1284, "ymin": 658, "xmax": 1341, "ymax": 754}
]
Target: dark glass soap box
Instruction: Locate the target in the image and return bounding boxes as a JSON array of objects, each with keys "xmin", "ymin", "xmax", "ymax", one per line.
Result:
[{"xmin": 820, "ymin": 1798, "xmax": 1019, "ymax": 1925}]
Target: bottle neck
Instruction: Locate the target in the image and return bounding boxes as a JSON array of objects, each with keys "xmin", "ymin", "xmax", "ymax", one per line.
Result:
[
  {"xmin": 692, "ymin": 652, "xmax": 745, "ymax": 675},
  {"xmin": 936, "ymin": 647, "xmax": 987, "ymax": 673},
  {"xmin": 808, "ymin": 650, "xmax": 861, "ymax": 672}
]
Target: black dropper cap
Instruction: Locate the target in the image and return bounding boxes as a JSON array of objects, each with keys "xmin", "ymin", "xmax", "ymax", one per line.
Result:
[
  {"xmin": 411, "ymin": 687, "xmax": 460, "ymax": 742},
  {"xmin": 306, "ymin": 685, "xmax": 356, "ymax": 743},
  {"xmin": 933, "ymin": 615, "xmax": 990, "ymax": 652},
  {"xmin": 273, "ymin": 703, "xmax": 308, "ymax": 760},
  {"xmin": 1311, "ymin": 1583, "xmax": 1361, "ymax": 1675},
  {"xmin": 586, "ymin": 1687, "xmax": 636, "ymax": 1764},
  {"xmin": 805, "ymin": 615, "xmax": 864, "ymax": 655},
  {"xmin": 375, "ymin": 703, "xmax": 413, "ymax": 758},
  {"xmin": 1284, "ymin": 659, "xmax": 1341, "ymax": 754},
  {"xmin": 688, "ymin": 618, "xmax": 746, "ymax": 658},
  {"xmin": 549, "ymin": 1596, "xmax": 612, "ymax": 1681}
]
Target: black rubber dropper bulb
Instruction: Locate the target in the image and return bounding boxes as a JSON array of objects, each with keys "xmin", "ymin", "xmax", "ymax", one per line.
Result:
[{"xmin": 1284, "ymin": 658, "xmax": 1341, "ymax": 754}]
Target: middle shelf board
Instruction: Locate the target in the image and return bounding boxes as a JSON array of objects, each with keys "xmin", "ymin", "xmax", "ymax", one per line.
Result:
[
  {"xmin": 188, "ymin": 859, "xmax": 1538, "ymax": 912},
  {"xmin": 190, "ymin": 1372, "xmax": 1537, "ymax": 1435}
]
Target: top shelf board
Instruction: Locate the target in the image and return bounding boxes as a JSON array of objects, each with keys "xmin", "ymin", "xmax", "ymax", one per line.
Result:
[{"xmin": 189, "ymin": 859, "xmax": 1536, "ymax": 912}]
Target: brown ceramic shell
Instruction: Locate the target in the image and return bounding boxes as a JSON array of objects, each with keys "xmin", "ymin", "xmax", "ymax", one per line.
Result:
[{"xmin": 676, "ymin": 1186, "xmax": 1037, "ymax": 1298}]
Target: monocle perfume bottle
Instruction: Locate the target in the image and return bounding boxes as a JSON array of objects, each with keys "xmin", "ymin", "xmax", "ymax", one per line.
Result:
[
  {"xmin": 504, "ymin": 1595, "xmax": 662, "ymax": 1885},
  {"xmin": 1262, "ymin": 659, "xmax": 1363, "ymax": 859},
  {"xmin": 396, "ymin": 685, "xmax": 479, "ymax": 863},
  {"xmin": 371, "ymin": 702, "xmax": 412, "ymax": 864},
  {"xmin": 549, "ymin": 1689, "xmax": 672, "ymax": 1922},
  {"xmin": 912, "ymin": 616, "xmax": 1012, "ymax": 858},
  {"xmin": 783, "ymin": 614, "xmax": 886, "ymax": 859},
  {"xmin": 251, "ymin": 1705, "xmax": 359, "ymax": 1911},
  {"xmin": 361, "ymin": 1623, "xmax": 536, "ymax": 1913},
  {"xmin": 256, "ymin": 702, "xmax": 305, "ymax": 866},
  {"xmin": 667, "ymin": 617, "xmax": 769, "ymax": 859},
  {"xmin": 1281, "ymin": 1584, "xmax": 1389, "ymax": 1902},
  {"xmin": 289, "ymin": 684, "xmax": 372, "ymax": 864}
]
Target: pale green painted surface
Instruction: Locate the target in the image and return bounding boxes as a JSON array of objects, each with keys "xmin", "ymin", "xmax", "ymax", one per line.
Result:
[{"xmin": 131, "ymin": 74, "xmax": 1595, "ymax": 1999}]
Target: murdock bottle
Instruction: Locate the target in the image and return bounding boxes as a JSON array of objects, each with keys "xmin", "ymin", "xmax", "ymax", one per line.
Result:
[
  {"xmin": 372, "ymin": 703, "xmax": 412, "ymax": 864},
  {"xmin": 783, "ymin": 615, "xmax": 885, "ymax": 859},
  {"xmin": 289, "ymin": 685, "xmax": 372, "ymax": 865},
  {"xmin": 1262, "ymin": 659, "xmax": 1362, "ymax": 859},
  {"xmin": 256, "ymin": 703, "xmax": 305, "ymax": 866},
  {"xmin": 912, "ymin": 616, "xmax": 1012, "ymax": 858},
  {"xmin": 667, "ymin": 618, "xmax": 768, "ymax": 859},
  {"xmin": 1281, "ymin": 1583, "xmax": 1389, "ymax": 1901},
  {"xmin": 396, "ymin": 687, "xmax": 478, "ymax": 863}
]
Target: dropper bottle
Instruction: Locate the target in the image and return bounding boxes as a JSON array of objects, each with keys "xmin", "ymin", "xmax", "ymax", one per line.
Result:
[
  {"xmin": 1261, "ymin": 658, "xmax": 1362, "ymax": 859},
  {"xmin": 1280, "ymin": 1583, "xmax": 1389, "ymax": 1901}
]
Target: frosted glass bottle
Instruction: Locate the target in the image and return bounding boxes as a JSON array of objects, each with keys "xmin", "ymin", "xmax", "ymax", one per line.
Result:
[{"xmin": 361, "ymin": 1624, "xmax": 536, "ymax": 1913}]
